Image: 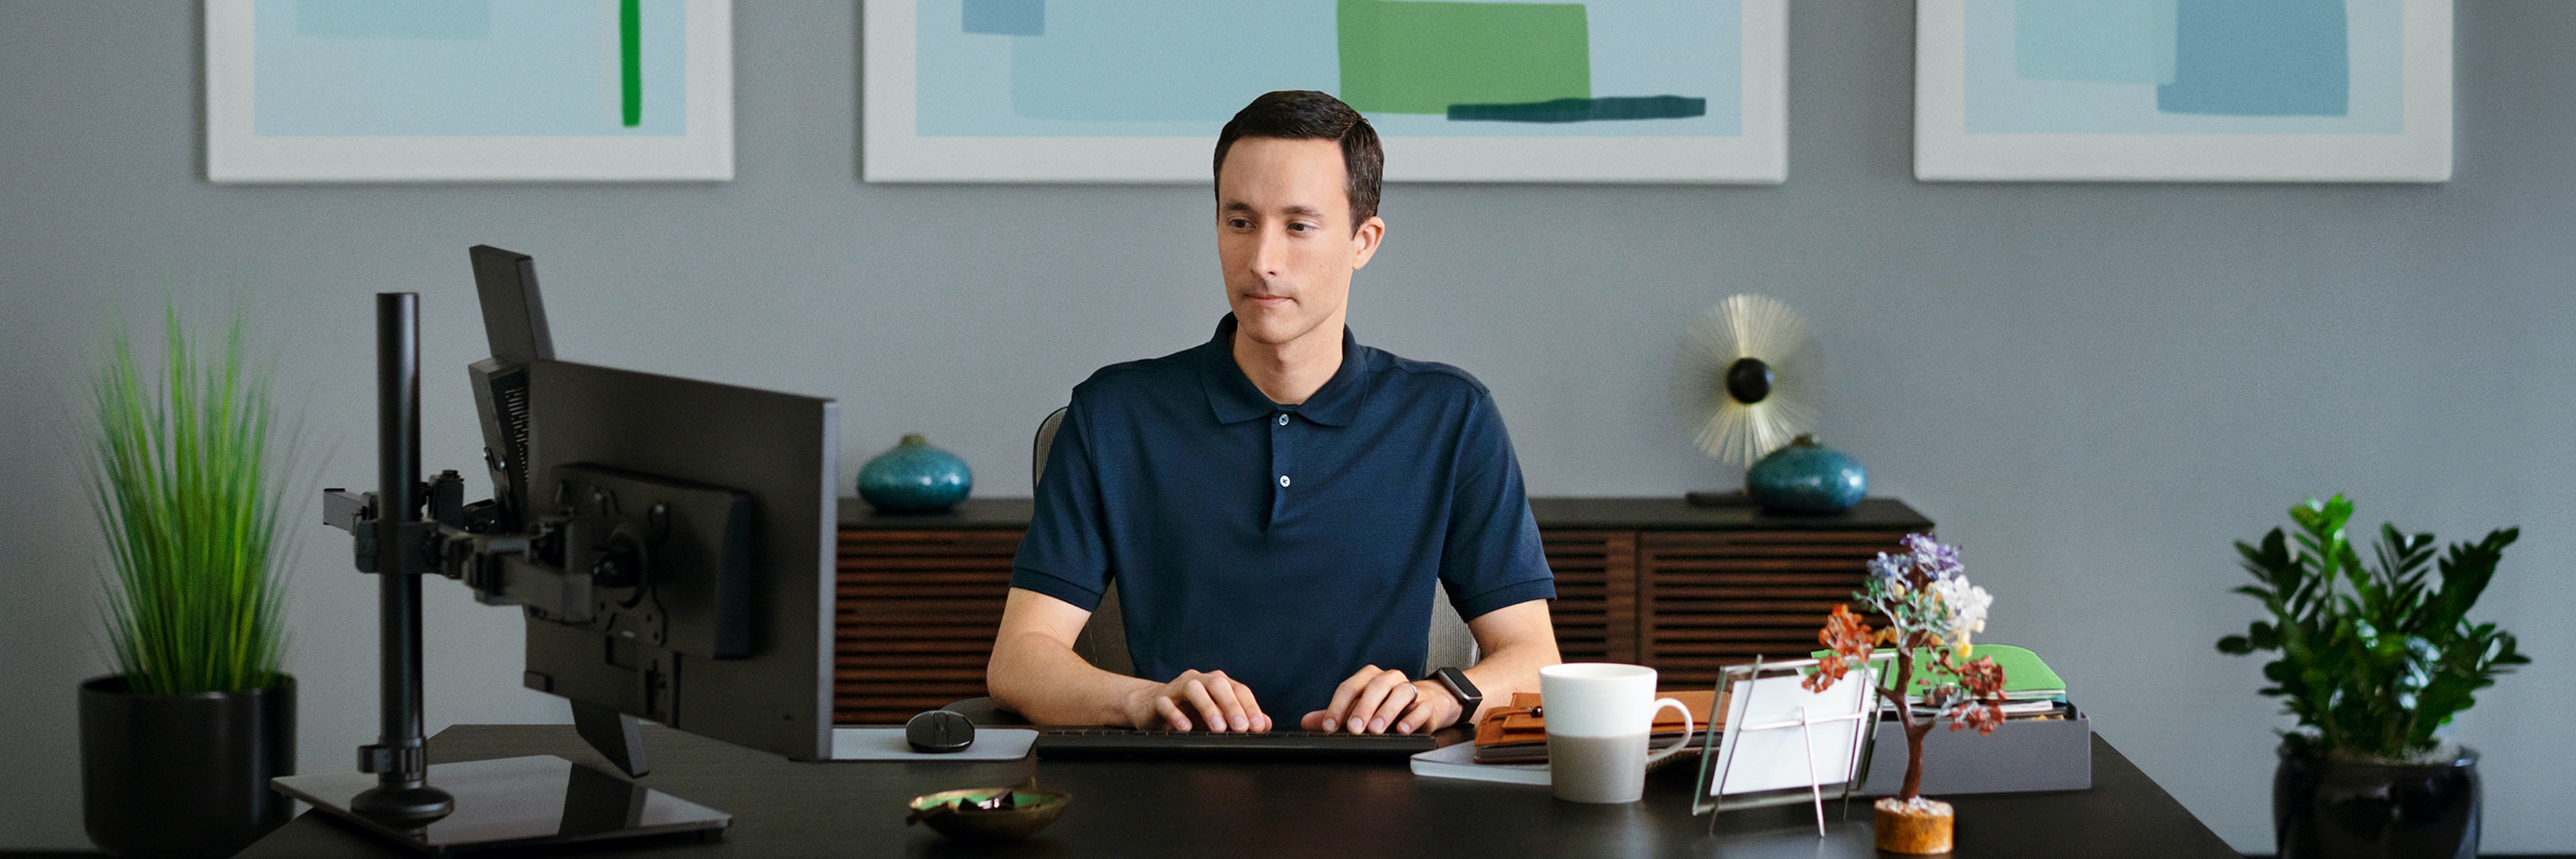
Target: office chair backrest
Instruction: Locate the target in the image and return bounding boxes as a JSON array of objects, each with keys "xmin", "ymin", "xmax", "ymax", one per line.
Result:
[
  {"xmin": 1035, "ymin": 407, "xmax": 1137, "ymax": 676},
  {"xmin": 1030, "ymin": 406, "xmax": 1479, "ymax": 681}
]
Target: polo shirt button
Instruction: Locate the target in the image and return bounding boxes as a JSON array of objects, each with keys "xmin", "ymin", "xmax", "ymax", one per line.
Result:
[
  {"xmin": 1279, "ymin": 475, "xmax": 1291, "ymax": 488},
  {"xmin": 1277, "ymin": 414, "xmax": 1290, "ymax": 426}
]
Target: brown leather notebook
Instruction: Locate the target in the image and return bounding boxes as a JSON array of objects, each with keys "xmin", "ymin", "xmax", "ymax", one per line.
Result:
[{"xmin": 1472, "ymin": 689, "xmax": 1721, "ymax": 748}]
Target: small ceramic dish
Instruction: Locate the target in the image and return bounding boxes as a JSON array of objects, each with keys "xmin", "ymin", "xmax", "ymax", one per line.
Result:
[{"xmin": 904, "ymin": 787, "xmax": 1072, "ymax": 842}]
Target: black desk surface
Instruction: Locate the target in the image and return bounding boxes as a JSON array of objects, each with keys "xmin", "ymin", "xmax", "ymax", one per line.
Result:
[{"xmin": 243, "ymin": 724, "xmax": 2234, "ymax": 858}]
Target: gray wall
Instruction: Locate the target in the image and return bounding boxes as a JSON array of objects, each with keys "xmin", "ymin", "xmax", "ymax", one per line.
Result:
[{"xmin": 3, "ymin": 2, "xmax": 2570, "ymax": 852}]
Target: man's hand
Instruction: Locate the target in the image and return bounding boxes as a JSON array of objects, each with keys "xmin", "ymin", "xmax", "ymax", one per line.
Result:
[
  {"xmin": 1297, "ymin": 665, "xmax": 1461, "ymax": 735},
  {"xmin": 1122, "ymin": 669, "xmax": 1273, "ymax": 733}
]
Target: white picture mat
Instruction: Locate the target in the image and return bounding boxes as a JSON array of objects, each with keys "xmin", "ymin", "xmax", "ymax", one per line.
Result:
[
  {"xmin": 860, "ymin": 0, "xmax": 1787, "ymax": 184},
  {"xmin": 205, "ymin": 0, "xmax": 735, "ymax": 183},
  {"xmin": 1705, "ymin": 672, "xmax": 1871, "ymax": 797},
  {"xmin": 1913, "ymin": 0, "xmax": 2452, "ymax": 183}
]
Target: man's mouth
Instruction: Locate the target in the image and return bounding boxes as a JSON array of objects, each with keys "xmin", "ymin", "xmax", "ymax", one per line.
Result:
[{"xmin": 1244, "ymin": 293, "xmax": 1293, "ymax": 308}]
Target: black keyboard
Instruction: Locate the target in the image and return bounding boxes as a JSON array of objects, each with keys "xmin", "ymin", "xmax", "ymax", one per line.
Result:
[{"xmin": 1033, "ymin": 729, "xmax": 1438, "ymax": 761}]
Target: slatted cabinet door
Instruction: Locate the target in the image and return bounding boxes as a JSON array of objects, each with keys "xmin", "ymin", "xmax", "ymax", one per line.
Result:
[
  {"xmin": 1635, "ymin": 530, "xmax": 1912, "ymax": 691},
  {"xmin": 1541, "ymin": 532, "xmax": 1638, "ymax": 665},
  {"xmin": 835, "ymin": 529, "xmax": 1018, "ymax": 724}
]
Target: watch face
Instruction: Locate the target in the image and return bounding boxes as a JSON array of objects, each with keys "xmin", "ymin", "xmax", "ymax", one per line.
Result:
[
  {"xmin": 1435, "ymin": 668, "xmax": 1481, "ymax": 729},
  {"xmin": 1438, "ymin": 668, "xmax": 1479, "ymax": 702}
]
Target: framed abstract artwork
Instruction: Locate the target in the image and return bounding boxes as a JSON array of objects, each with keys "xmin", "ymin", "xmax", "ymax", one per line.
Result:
[
  {"xmin": 1915, "ymin": 0, "xmax": 2451, "ymax": 183},
  {"xmin": 207, "ymin": 0, "xmax": 733, "ymax": 183},
  {"xmin": 863, "ymin": 0, "xmax": 1786, "ymax": 184}
]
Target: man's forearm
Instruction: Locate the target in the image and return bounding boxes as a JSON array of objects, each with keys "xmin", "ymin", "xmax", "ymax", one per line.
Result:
[{"xmin": 986, "ymin": 628, "xmax": 1156, "ymax": 726}]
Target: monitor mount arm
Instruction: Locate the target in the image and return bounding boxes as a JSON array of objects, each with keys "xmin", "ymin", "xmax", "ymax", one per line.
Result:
[{"xmin": 316, "ymin": 295, "xmax": 651, "ymax": 825}]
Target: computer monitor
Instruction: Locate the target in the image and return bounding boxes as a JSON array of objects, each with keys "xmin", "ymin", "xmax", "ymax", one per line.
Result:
[
  {"xmin": 465, "ymin": 246, "xmax": 545, "ymax": 534},
  {"xmin": 464, "ymin": 246, "xmax": 841, "ymax": 763}
]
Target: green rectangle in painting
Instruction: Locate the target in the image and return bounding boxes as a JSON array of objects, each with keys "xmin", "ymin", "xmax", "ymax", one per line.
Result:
[
  {"xmin": 621, "ymin": 0, "xmax": 643, "ymax": 127},
  {"xmin": 1336, "ymin": 0, "xmax": 1589, "ymax": 115}
]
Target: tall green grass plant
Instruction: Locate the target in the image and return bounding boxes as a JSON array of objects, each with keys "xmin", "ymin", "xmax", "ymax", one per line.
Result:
[{"xmin": 88, "ymin": 304, "xmax": 290, "ymax": 695}]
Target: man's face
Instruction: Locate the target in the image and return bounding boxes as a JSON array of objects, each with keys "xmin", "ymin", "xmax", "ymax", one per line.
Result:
[{"xmin": 1216, "ymin": 137, "xmax": 1384, "ymax": 347}]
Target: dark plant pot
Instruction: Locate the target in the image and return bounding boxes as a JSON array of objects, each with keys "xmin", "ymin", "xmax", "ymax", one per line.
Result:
[
  {"xmin": 79, "ymin": 674, "xmax": 296, "ymax": 858},
  {"xmin": 2274, "ymin": 746, "xmax": 2479, "ymax": 859}
]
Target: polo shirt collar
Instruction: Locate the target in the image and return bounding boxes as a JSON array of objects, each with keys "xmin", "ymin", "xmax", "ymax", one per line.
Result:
[{"xmin": 1199, "ymin": 313, "xmax": 1371, "ymax": 427}]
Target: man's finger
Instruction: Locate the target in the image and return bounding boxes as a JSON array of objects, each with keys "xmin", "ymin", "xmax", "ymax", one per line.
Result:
[
  {"xmin": 1395, "ymin": 689, "xmax": 1442, "ymax": 735},
  {"xmin": 1366, "ymin": 678, "xmax": 1417, "ymax": 734},
  {"xmin": 1201, "ymin": 673, "xmax": 1250, "ymax": 731},
  {"xmin": 1319, "ymin": 668, "xmax": 1377, "ymax": 733},
  {"xmin": 1181, "ymin": 679, "xmax": 1229, "ymax": 733},
  {"xmin": 1231, "ymin": 681, "xmax": 1268, "ymax": 733},
  {"xmin": 1155, "ymin": 695, "xmax": 1192, "ymax": 732},
  {"xmin": 1346, "ymin": 670, "xmax": 1407, "ymax": 734}
]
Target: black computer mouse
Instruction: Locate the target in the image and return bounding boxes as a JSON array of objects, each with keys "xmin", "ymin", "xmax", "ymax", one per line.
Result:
[{"xmin": 906, "ymin": 709, "xmax": 976, "ymax": 753}]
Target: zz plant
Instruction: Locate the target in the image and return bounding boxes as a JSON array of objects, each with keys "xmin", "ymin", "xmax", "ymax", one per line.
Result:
[
  {"xmin": 2217, "ymin": 495, "xmax": 2526, "ymax": 762},
  {"xmin": 89, "ymin": 305, "xmax": 291, "ymax": 695}
]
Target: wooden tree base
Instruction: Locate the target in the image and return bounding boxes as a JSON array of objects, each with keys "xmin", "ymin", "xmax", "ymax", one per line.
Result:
[{"xmin": 1874, "ymin": 797, "xmax": 1955, "ymax": 854}]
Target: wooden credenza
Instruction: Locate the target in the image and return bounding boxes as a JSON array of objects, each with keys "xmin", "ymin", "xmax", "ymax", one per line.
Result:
[{"xmin": 835, "ymin": 497, "xmax": 1932, "ymax": 724}]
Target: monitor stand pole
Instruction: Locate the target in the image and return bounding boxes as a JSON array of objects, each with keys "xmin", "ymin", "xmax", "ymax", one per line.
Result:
[
  {"xmin": 266, "ymin": 293, "xmax": 729, "ymax": 852},
  {"xmin": 349, "ymin": 292, "xmax": 458, "ymax": 821}
]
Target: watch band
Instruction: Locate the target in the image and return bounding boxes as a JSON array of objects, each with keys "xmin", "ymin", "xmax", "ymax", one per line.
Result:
[{"xmin": 1430, "ymin": 667, "xmax": 1482, "ymax": 728}]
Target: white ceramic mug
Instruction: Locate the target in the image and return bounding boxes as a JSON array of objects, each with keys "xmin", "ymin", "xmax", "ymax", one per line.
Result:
[{"xmin": 1539, "ymin": 663, "xmax": 1695, "ymax": 804}]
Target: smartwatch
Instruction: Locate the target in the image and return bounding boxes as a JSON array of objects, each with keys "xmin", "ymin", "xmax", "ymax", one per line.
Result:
[{"xmin": 1430, "ymin": 667, "xmax": 1483, "ymax": 729}]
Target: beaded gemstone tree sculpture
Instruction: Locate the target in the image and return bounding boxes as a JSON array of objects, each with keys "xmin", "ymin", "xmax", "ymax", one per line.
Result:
[{"xmin": 1803, "ymin": 534, "xmax": 2008, "ymax": 854}]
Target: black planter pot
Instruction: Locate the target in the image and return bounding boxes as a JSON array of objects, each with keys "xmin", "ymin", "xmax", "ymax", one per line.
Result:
[
  {"xmin": 2273, "ymin": 746, "xmax": 2479, "ymax": 859},
  {"xmin": 78, "ymin": 674, "xmax": 296, "ymax": 858}
]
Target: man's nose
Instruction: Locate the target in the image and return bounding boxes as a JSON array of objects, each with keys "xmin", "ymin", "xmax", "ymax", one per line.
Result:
[{"xmin": 1247, "ymin": 227, "xmax": 1289, "ymax": 278}]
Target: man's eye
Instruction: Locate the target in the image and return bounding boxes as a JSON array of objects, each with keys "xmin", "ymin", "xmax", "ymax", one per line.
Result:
[{"xmin": 1227, "ymin": 219, "xmax": 1252, "ymax": 229}]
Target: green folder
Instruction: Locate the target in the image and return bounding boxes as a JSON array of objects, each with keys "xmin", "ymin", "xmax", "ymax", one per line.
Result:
[{"xmin": 1808, "ymin": 644, "xmax": 2067, "ymax": 701}]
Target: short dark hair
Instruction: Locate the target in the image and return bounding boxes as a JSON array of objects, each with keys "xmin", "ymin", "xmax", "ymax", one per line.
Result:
[{"xmin": 1213, "ymin": 90, "xmax": 1383, "ymax": 227}]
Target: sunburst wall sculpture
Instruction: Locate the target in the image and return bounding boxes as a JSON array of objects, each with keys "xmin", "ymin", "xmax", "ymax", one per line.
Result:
[{"xmin": 1672, "ymin": 294, "xmax": 1820, "ymax": 490}]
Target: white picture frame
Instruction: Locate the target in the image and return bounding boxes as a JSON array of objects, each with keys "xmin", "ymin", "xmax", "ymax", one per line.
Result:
[
  {"xmin": 1914, "ymin": 0, "xmax": 2451, "ymax": 183},
  {"xmin": 206, "ymin": 0, "xmax": 734, "ymax": 183},
  {"xmin": 862, "ymin": 0, "xmax": 1786, "ymax": 185},
  {"xmin": 1692, "ymin": 654, "xmax": 1892, "ymax": 835}
]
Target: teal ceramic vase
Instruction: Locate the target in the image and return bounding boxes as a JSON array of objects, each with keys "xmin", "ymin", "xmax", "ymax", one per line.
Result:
[
  {"xmin": 859, "ymin": 434, "xmax": 973, "ymax": 513},
  {"xmin": 1745, "ymin": 435, "xmax": 1866, "ymax": 515}
]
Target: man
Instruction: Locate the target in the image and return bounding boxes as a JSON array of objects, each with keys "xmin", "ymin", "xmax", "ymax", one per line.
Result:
[{"xmin": 986, "ymin": 91, "xmax": 1560, "ymax": 736}]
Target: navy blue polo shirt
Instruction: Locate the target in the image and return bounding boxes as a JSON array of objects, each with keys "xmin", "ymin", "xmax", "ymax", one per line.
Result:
[{"xmin": 1010, "ymin": 315, "xmax": 1556, "ymax": 717}]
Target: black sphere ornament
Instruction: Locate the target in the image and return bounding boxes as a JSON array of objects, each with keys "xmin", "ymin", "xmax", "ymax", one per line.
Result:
[{"xmin": 1724, "ymin": 357, "xmax": 1774, "ymax": 405}]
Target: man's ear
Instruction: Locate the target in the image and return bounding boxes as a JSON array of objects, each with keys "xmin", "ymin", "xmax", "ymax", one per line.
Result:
[{"xmin": 1348, "ymin": 215, "xmax": 1387, "ymax": 271}]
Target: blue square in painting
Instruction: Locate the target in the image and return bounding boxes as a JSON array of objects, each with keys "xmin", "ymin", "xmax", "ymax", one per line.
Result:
[
  {"xmin": 2157, "ymin": 0, "xmax": 2348, "ymax": 117},
  {"xmin": 963, "ymin": 0, "xmax": 1044, "ymax": 36}
]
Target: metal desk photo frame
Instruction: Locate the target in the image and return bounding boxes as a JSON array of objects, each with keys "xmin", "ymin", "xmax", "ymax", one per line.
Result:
[{"xmin": 1690, "ymin": 652, "xmax": 1894, "ymax": 836}]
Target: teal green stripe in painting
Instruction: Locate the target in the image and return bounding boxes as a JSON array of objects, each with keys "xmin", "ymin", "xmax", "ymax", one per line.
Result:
[
  {"xmin": 621, "ymin": 0, "xmax": 643, "ymax": 127},
  {"xmin": 1446, "ymin": 95, "xmax": 1707, "ymax": 123}
]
